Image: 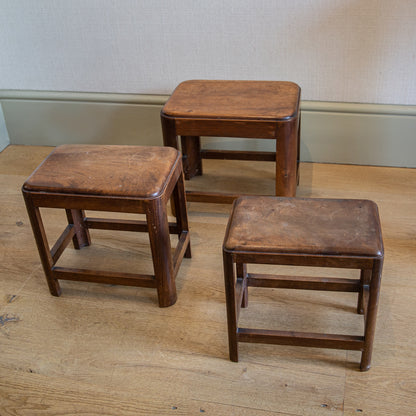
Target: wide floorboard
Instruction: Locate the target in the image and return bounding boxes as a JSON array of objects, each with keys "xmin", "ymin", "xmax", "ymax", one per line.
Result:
[{"xmin": 1, "ymin": 145, "xmax": 415, "ymax": 415}]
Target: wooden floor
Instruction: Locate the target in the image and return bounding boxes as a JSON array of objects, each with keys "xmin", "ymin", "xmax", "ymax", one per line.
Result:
[{"xmin": 1, "ymin": 145, "xmax": 415, "ymax": 415}]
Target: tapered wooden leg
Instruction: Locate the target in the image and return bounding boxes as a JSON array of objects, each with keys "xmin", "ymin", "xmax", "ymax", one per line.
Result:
[
  {"xmin": 23, "ymin": 193, "xmax": 61, "ymax": 296},
  {"xmin": 180, "ymin": 136, "xmax": 203, "ymax": 179},
  {"xmin": 147, "ymin": 200, "xmax": 177, "ymax": 307},
  {"xmin": 236, "ymin": 263, "xmax": 248, "ymax": 308},
  {"xmin": 171, "ymin": 170, "xmax": 191, "ymax": 258},
  {"xmin": 224, "ymin": 252, "xmax": 238, "ymax": 362},
  {"xmin": 360, "ymin": 259, "xmax": 383, "ymax": 371},
  {"xmin": 275, "ymin": 119, "xmax": 299, "ymax": 197},
  {"xmin": 66, "ymin": 209, "xmax": 91, "ymax": 249}
]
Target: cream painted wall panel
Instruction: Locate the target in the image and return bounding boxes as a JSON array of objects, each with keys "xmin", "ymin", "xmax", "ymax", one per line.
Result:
[{"xmin": 1, "ymin": 0, "xmax": 415, "ymax": 104}]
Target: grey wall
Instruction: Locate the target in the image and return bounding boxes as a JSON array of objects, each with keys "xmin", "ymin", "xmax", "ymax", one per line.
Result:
[{"xmin": 1, "ymin": 1, "xmax": 416, "ymax": 105}]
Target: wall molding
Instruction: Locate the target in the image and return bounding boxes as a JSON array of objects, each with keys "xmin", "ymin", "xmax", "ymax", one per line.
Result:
[
  {"xmin": 1, "ymin": 90, "xmax": 415, "ymax": 167},
  {"xmin": 0, "ymin": 90, "xmax": 168, "ymax": 105},
  {"xmin": 2, "ymin": 89, "xmax": 416, "ymax": 116}
]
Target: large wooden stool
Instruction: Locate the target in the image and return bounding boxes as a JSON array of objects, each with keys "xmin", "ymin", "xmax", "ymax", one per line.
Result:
[
  {"xmin": 22, "ymin": 145, "xmax": 191, "ymax": 307},
  {"xmin": 161, "ymin": 80, "xmax": 301, "ymax": 203},
  {"xmin": 222, "ymin": 196, "xmax": 384, "ymax": 370}
]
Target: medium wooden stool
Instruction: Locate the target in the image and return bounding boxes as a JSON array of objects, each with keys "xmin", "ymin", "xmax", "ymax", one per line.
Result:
[
  {"xmin": 22, "ymin": 145, "xmax": 191, "ymax": 307},
  {"xmin": 161, "ymin": 80, "xmax": 301, "ymax": 203},
  {"xmin": 222, "ymin": 196, "xmax": 384, "ymax": 370}
]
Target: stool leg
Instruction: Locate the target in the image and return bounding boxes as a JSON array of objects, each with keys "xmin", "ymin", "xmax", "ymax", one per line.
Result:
[
  {"xmin": 357, "ymin": 269, "xmax": 371, "ymax": 314},
  {"xmin": 296, "ymin": 114, "xmax": 301, "ymax": 186},
  {"xmin": 223, "ymin": 252, "xmax": 239, "ymax": 362},
  {"xmin": 147, "ymin": 200, "xmax": 177, "ymax": 307},
  {"xmin": 275, "ymin": 119, "xmax": 298, "ymax": 197},
  {"xmin": 161, "ymin": 113, "xmax": 179, "ymax": 149},
  {"xmin": 65, "ymin": 209, "xmax": 91, "ymax": 249},
  {"xmin": 161, "ymin": 114, "xmax": 180, "ymax": 217},
  {"xmin": 360, "ymin": 259, "xmax": 383, "ymax": 371},
  {"xmin": 236, "ymin": 263, "xmax": 248, "ymax": 308},
  {"xmin": 23, "ymin": 193, "xmax": 61, "ymax": 296},
  {"xmin": 180, "ymin": 136, "xmax": 203, "ymax": 179},
  {"xmin": 171, "ymin": 171, "xmax": 191, "ymax": 258}
]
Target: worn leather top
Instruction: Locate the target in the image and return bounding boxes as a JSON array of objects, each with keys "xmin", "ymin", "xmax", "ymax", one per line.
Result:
[
  {"xmin": 23, "ymin": 145, "xmax": 181, "ymax": 198},
  {"xmin": 224, "ymin": 196, "xmax": 383, "ymax": 257},
  {"xmin": 162, "ymin": 80, "xmax": 300, "ymax": 120}
]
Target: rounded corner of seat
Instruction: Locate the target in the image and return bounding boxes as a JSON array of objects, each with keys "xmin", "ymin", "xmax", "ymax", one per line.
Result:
[{"xmin": 222, "ymin": 243, "xmax": 236, "ymax": 255}]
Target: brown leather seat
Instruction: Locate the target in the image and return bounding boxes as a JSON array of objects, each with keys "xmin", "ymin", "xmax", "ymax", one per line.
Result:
[
  {"xmin": 24, "ymin": 145, "xmax": 182, "ymax": 198},
  {"xmin": 162, "ymin": 80, "xmax": 300, "ymax": 120},
  {"xmin": 224, "ymin": 196, "xmax": 383, "ymax": 257}
]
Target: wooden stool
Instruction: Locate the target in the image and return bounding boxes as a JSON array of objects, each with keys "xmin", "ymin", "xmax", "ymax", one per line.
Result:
[
  {"xmin": 222, "ymin": 196, "xmax": 384, "ymax": 370},
  {"xmin": 161, "ymin": 80, "xmax": 301, "ymax": 203},
  {"xmin": 22, "ymin": 145, "xmax": 191, "ymax": 307}
]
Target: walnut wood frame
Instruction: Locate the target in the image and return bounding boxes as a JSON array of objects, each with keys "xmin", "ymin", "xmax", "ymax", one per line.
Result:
[
  {"xmin": 161, "ymin": 81, "xmax": 301, "ymax": 203},
  {"xmin": 22, "ymin": 161, "xmax": 191, "ymax": 308},
  {"xmin": 223, "ymin": 247, "xmax": 383, "ymax": 371}
]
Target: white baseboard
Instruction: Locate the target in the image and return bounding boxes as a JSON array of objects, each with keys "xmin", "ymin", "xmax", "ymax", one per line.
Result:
[{"xmin": 1, "ymin": 90, "xmax": 415, "ymax": 167}]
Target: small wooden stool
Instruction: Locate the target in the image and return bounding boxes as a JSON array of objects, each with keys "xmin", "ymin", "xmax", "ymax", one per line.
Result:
[
  {"xmin": 22, "ymin": 145, "xmax": 191, "ymax": 307},
  {"xmin": 223, "ymin": 196, "xmax": 384, "ymax": 370},
  {"xmin": 161, "ymin": 80, "xmax": 301, "ymax": 203}
]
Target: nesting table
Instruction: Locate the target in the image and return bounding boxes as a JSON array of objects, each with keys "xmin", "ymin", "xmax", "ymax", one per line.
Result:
[
  {"xmin": 22, "ymin": 145, "xmax": 191, "ymax": 307},
  {"xmin": 223, "ymin": 196, "xmax": 384, "ymax": 370},
  {"xmin": 161, "ymin": 80, "xmax": 301, "ymax": 203}
]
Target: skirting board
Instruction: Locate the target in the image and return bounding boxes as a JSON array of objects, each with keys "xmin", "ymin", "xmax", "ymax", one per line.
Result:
[
  {"xmin": 1, "ymin": 90, "xmax": 415, "ymax": 167},
  {"xmin": 0, "ymin": 103, "xmax": 10, "ymax": 151}
]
